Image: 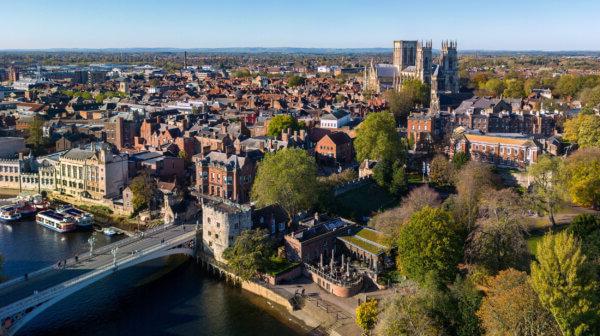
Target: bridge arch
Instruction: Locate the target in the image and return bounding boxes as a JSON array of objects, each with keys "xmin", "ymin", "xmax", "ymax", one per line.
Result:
[{"xmin": 7, "ymin": 247, "xmax": 194, "ymax": 336}]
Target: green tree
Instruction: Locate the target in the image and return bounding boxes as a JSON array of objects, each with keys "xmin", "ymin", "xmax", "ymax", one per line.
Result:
[
  {"xmin": 356, "ymin": 299, "xmax": 379, "ymax": 335},
  {"xmin": 129, "ymin": 171, "xmax": 158, "ymax": 212},
  {"xmin": 569, "ymin": 214, "xmax": 600, "ymax": 268},
  {"xmin": 561, "ymin": 147, "xmax": 600, "ymax": 208},
  {"xmin": 26, "ymin": 116, "xmax": 47, "ymax": 155},
  {"xmin": 480, "ymin": 78, "xmax": 505, "ymax": 97},
  {"xmin": 266, "ymin": 114, "xmax": 300, "ymax": 137},
  {"xmin": 251, "ymin": 148, "xmax": 318, "ymax": 223},
  {"xmin": 287, "ymin": 75, "xmax": 306, "ymax": 87},
  {"xmin": 373, "ymin": 159, "xmax": 407, "ymax": 195},
  {"xmin": 564, "ymin": 114, "xmax": 600, "ymax": 148},
  {"xmin": 477, "ymin": 269, "xmax": 561, "ymax": 336},
  {"xmin": 396, "ymin": 207, "xmax": 463, "ymax": 284},
  {"xmin": 528, "ymin": 155, "xmax": 563, "ymax": 227},
  {"xmin": 354, "ymin": 112, "xmax": 403, "ymax": 163},
  {"xmin": 383, "ymin": 90, "xmax": 413, "ymax": 125},
  {"xmin": 578, "ymin": 85, "xmax": 600, "ymax": 109},
  {"xmin": 555, "ymin": 74, "xmax": 581, "ymax": 98},
  {"xmin": 452, "ymin": 161, "xmax": 497, "ymax": 230},
  {"xmin": 401, "ymin": 78, "xmax": 430, "ymax": 106},
  {"xmin": 450, "ymin": 276, "xmax": 484, "ymax": 336},
  {"xmin": 503, "ymin": 78, "xmax": 525, "ymax": 98},
  {"xmin": 222, "ymin": 229, "xmax": 272, "ymax": 281},
  {"xmin": 531, "ymin": 232, "xmax": 600, "ymax": 336},
  {"xmin": 452, "ymin": 151, "xmax": 469, "ymax": 170}
]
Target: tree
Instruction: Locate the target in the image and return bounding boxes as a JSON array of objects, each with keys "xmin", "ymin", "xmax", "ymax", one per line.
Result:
[
  {"xmin": 503, "ymin": 78, "xmax": 525, "ymax": 98},
  {"xmin": 528, "ymin": 155, "xmax": 563, "ymax": 227},
  {"xmin": 452, "ymin": 151, "xmax": 469, "ymax": 170},
  {"xmin": 383, "ymin": 90, "xmax": 413, "ymax": 125},
  {"xmin": 374, "ymin": 293, "xmax": 444, "ymax": 336},
  {"xmin": 480, "ymin": 78, "xmax": 505, "ymax": 97},
  {"xmin": 477, "ymin": 269, "xmax": 561, "ymax": 336},
  {"xmin": 26, "ymin": 116, "xmax": 47, "ymax": 155},
  {"xmin": 251, "ymin": 148, "xmax": 318, "ymax": 223},
  {"xmin": 267, "ymin": 114, "xmax": 300, "ymax": 137},
  {"xmin": 564, "ymin": 114, "xmax": 600, "ymax": 148},
  {"xmin": 222, "ymin": 229, "xmax": 272, "ymax": 281},
  {"xmin": 356, "ymin": 299, "xmax": 379, "ymax": 335},
  {"xmin": 450, "ymin": 276, "xmax": 484, "ymax": 336},
  {"xmin": 578, "ymin": 85, "xmax": 600, "ymax": 109},
  {"xmin": 354, "ymin": 112, "xmax": 404, "ymax": 164},
  {"xmin": 530, "ymin": 231, "xmax": 600, "ymax": 336},
  {"xmin": 286, "ymin": 75, "xmax": 306, "ymax": 87},
  {"xmin": 401, "ymin": 78, "xmax": 430, "ymax": 106},
  {"xmin": 370, "ymin": 185, "xmax": 441, "ymax": 238},
  {"xmin": 561, "ymin": 147, "xmax": 600, "ymax": 208},
  {"xmin": 569, "ymin": 214, "xmax": 600, "ymax": 268},
  {"xmin": 129, "ymin": 171, "xmax": 158, "ymax": 212},
  {"xmin": 396, "ymin": 207, "xmax": 463, "ymax": 284},
  {"xmin": 428, "ymin": 155, "xmax": 453, "ymax": 186},
  {"xmin": 373, "ymin": 159, "xmax": 407, "ymax": 195},
  {"xmin": 555, "ymin": 74, "xmax": 580, "ymax": 98},
  {"xmin": 452, "ymin": 161, "xmax": 497, "ymax": 230},
  {"xmin": 465, "ymin": 188, "xmax": 530, "ymax": 273}
]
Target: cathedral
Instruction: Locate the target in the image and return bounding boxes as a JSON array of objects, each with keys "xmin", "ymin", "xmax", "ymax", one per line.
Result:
[{"xmin": 364, "ymin": 40, "xmax": 460, "ymax": 111}]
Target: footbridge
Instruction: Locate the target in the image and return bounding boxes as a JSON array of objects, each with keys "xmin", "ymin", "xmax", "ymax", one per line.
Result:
[{"xmin": 0, "ymin": 223, "xmax": 198, "ymax": 336}]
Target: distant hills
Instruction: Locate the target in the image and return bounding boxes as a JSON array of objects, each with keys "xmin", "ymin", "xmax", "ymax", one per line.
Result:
[{"xmin": 1, "ymin": 47, "xmax": 599, "ymax": 56}]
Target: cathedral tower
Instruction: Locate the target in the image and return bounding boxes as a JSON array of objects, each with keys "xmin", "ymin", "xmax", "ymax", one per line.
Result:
[
  {"xmin": 439, "ymin": 40, "xmax": 459, "ymax": 94},
  {"xmin": 393, "ymin": 40, "xmax": 417, "ymax": 70},
  {"xmin": 416, "ymin": 40, "xmax": 432, "ymax": 85}
]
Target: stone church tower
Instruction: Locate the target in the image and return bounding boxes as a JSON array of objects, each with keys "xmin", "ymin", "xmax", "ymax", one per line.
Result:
[{"xmin": 416, "ymin": 40, "xmax": 432, "ymax": 84}]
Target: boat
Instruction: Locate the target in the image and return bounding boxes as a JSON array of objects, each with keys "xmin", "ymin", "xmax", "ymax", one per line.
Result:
[
  {"xmin": 0, "ymin": 205, "xmax": 22, "ymax": 223},
  {"xmin": 15, "ymin": 203, "xmax": 37, "ymax": 219},
  {"xmin": 56, "ymin": 205, "xmax": 94, "ymax": 228},
  {"xmin": 30, "ymin": 194, "xmax": 50, "ymax": 210},
  {"xmin": 36, "ymin": 210, "xmax": 77, "ymax": 233},
  {"xmin": 102, "ymin": 227, "xmax": 117, "ymax": 236}
]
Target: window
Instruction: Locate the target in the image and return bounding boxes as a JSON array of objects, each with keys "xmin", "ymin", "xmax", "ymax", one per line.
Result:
[
  {"xmin": 215, "ymin": 234, "xmax": 219, "ymax": 239},
  {"xmin": 216, "ymin": 222, "xmax": 220, "ymax": 228}
]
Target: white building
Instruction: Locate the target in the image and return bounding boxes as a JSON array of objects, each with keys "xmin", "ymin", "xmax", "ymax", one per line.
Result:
[
  {"xmin": 320, "ymin": 109, "xmax": 351, "ymax": 129},
  {"xmin": 202, "ymin": 200, "xmax": 252, "ymax": 262}
]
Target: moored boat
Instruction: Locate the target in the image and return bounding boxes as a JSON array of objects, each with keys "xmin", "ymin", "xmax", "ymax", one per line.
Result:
[
  {"xmin": 56, "ymin": 205, "xmax": 94, "ymax": 228},
  {"xmin": 15, "ymin": 203, "xmax": 38, "ymax": 219},
  {"xmin": 0, "ymin": 205, "xmax": 22, "ymax": 223},
  {"xmin": 36, "ymin": 210, "xmax": 77, "ymax": 233},
  {"xmin": 102, "ymin": 227, "xmax": 117, "ymax": 236}
]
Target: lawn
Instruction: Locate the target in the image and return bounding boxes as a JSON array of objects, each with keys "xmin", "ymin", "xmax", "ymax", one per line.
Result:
[
  {"xmin": 330, "ymin": 182, "xmax": 398, "ymax": 222},
  {"xmin": 263, "ymin": 256, "xmax": 300, "ymax": 276}
]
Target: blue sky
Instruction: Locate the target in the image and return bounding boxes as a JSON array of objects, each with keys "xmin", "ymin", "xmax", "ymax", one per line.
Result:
[{"xmin": 2, "ymin": 0, "xmax": 599, "ymax": 50}]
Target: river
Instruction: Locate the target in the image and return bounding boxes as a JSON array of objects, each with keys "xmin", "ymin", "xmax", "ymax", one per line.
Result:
[{"xmin": 0, "ymin": 220, "xmax": 307, "ymax": 336}]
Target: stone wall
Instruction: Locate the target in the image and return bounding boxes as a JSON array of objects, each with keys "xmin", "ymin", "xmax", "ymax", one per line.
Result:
[{"xmin": 332, "ymin": 176, "xmax": 371, "ymax": 197}]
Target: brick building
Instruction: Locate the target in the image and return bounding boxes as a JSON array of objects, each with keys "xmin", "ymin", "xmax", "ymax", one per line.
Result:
[
  {"xmin": 195, "ymin": 151, "xmax": 256, "ymax": 203},
  {"xmin": 315, "ymin": 131, "xmax": 353, "ymax": 164}
]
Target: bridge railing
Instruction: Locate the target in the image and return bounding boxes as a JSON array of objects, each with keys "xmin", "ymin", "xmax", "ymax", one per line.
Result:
[{"xmin": 0, "ymin": 228, "xmax": 196, "ymax": 320}]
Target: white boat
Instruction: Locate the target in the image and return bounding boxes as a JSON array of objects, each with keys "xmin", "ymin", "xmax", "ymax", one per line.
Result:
[
  {"xmin": 36, "ymin": 210, "xmax": 77, "ymax": 233},
  {"xmin": 56, "ymin": 206, "xmax": 94, "ymax": 228},
  {"xmin": 0, "ymin": 205, "xmax": 22, "ymax": 223},
  {"xmin": 102, "ymin": 227, "xmax": 117, "ymax": 236}
]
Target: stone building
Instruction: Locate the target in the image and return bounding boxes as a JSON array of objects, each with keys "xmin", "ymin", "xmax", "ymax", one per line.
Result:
[
  {"xmin": 202, "ymin": 200, "xmax": 252, "ymax": 262},
  {"xmin": 364, "ymin": 39, "xmax": 459, "ymax": 102}
]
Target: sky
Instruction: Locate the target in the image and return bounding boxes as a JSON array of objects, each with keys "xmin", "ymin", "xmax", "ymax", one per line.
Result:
[{"xmin": 2, "ymin": 0, "xmax": 599, "ymax": 51}]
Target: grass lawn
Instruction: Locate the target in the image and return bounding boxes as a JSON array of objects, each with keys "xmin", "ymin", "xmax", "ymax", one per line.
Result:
[
  {"xmin": 263, "ymin": 256, "xmax": 300, "ymax": 276},
  {"xmin": 330, "ymin": 182, "xmax": 398, "ymax": 222}
]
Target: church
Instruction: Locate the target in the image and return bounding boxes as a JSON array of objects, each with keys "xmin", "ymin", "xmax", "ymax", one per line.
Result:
[{"xmin": 364, "ymin": 40, "xmax": 460, "ymax": 111}]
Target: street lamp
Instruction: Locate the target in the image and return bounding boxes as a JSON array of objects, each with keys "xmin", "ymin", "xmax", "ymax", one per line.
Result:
[
  {"xmin": 88, "ymin": 233, "xmax": 97, "ymax": 256},
  {"xmin": 111, "ymin": 246, "xmax": 119, "ymax": 267}
]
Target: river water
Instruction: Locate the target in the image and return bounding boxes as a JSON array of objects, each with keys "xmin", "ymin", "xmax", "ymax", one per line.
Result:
[{"xmin": 0, "ymin": 220, "xmax": 306, "ymax": 336}]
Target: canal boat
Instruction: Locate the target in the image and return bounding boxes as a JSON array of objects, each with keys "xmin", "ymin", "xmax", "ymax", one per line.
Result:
[
  {"xmin": 36, "ymin": 210, "xmax": 77, "ymax": 233},
  {"xmin": 56, "ymin": 205, "xmax": 94, "ymax": 228},
  {"xmin": 0, "ymin": 205, "xmax": 22, "ymax": 223}
]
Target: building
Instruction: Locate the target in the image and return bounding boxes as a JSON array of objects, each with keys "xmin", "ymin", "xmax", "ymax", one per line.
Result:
[
  {"xmin": 104, "ymin": 116, "xmax": 138, "ymax": 150},
  {"xmin": 315, "ymin": 132, "xmax": 353, "ymax": 164},
  {"xmin": 8, "ymin": 66, "xmax": 20, "ymax": 82},
  {"xmin": 320, "ymin": 109, "xmax": 351, "ymax": 129},
  {"xmin": 55, "ymin": 144, "xmax": 129, "ymax": 199},
  {"xmin": 364, "ymin": 40, "xmax": 459, "ymax": 100},
  {"xmin": 195, "ymin": 151, "xmax": 256, "ymax": 203},
  {"xmin": 450, "ymin": 131, "xmax": 540, "ymax": 169},
  {"xmin": 202, "ymin": 200, "xmax": 252, "ymax": 262}
]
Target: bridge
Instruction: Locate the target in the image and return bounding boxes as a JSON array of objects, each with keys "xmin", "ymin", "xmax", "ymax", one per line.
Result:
[{"xmin": 0, "ymin": 223, "xmax": 198, "ymax": 336}]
